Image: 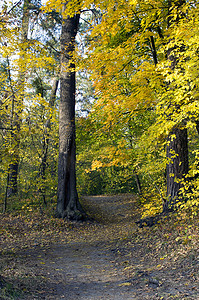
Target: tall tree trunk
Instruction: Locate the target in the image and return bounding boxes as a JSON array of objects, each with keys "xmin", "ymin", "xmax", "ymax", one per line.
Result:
[
  {"xmin": 7, "ymin": 148, "xmax": 20, "ymax": 197},
  {"xmin": 7, "ymin": 0, "xmax": 30, "ymax": 198},
  {"xmin": 56, "ymin": 9, "xmax": 85, "ymax": 219},
  {"xmin": 164, "ymin": 0, "xmax": 189, "ymax": 211},
  {"xmin": 3, "ymin": 174, "xmax": 9, "ymax": 213},
  {"xmin": 164, "ymin": 127, "xmax": 189, "ymax": 211},
  {"xmin": 39, "ymin": 76, "xmax": 59, "ymax": 205}
]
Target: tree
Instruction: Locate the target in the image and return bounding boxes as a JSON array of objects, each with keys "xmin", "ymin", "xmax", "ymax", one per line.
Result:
[
  {"xmin": 79, "ymin": 0, "xmax": 199, "ymax": 214},
  {"xmin": 160, "ymin": 0, "xmax": 198, "ymax": 211},
  {"xmin": 6, "ymin": 0, "xmax": 31, "ymax": 199},
  {"xmin": 56, "ymin": 4, "xmax": 85, "ymax": 219},
  {"xmin": 0, "ymin": 0, "xmax": 60, "ymax": 210}
]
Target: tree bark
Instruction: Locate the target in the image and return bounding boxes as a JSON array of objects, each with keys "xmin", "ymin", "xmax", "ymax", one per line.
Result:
[
  {"xmin": 164, "ymin": 0, "xmax": 189, "ymax": 211},
  {"xmin": 39, "ymin": 77, "xmax": 59, "ymax": 205},
  {"xmin": 7, "ymin": 0, "xmax": 30, "ymax": 199},
  {"xmin": 7, "ymin": 152, "xmax": 20, "ymax": 197},
  {"xmin": 134, "ymin": 173, "xmax": 142, "ymax": 195},
  {"xmin": 56, "ymin": 10, "xmax": 85, "ymax": 220},
  {"xmin": 165, "ymin": 127, "xmax": 189, "ymax": 211}
]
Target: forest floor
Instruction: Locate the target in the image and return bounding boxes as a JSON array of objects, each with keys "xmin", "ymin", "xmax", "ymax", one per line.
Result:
[{"xmin": 0, "ymin": 194, "xmax": 199, "ymax": 299}]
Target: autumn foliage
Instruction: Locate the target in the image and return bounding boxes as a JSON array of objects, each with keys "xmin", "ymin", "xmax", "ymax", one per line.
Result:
[{"xmin": 0, "ymin": 0, "xmax": 198, "ymax": 219}]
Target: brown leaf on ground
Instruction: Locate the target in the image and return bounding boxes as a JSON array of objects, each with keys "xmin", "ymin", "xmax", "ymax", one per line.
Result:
[{"xmin": 0, "ymin": 194, "xmax": 198, "ymax": 299}]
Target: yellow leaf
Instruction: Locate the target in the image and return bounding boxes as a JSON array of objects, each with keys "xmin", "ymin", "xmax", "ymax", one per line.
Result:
[
  {"xmin": 119, "ymin": 282, "xmax": 131, "ymax": 286},
  {"xmin": 157, "ymin": 265, "xmax": 161, "ymax": 268}
]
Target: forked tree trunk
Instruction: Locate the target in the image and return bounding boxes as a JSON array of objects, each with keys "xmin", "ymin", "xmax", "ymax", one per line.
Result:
[{"xmin": 56, "ymin": 10, "xmax": 85, "ymax": 219}]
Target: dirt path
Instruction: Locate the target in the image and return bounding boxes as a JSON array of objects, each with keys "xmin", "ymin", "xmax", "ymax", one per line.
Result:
[
  {"xmin": 1, "ymin": 195, "xmax": 199, "ymax": 299},
  {"xmin": 22, "ymin": 241, "xmax": 135, "ymax": 299}
]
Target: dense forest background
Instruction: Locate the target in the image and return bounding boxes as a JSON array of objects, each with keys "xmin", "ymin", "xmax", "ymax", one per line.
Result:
[{"xmin": 0, "ymin": 0, "xmax": 198, "ymax": 219}]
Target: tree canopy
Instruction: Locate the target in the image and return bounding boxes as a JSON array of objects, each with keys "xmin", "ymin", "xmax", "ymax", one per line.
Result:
[{"xmin": 0, "ymin": 0, "xmax": 198, "ymax": 218}]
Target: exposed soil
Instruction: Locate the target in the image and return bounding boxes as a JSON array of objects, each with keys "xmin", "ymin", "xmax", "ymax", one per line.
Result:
[{"xmin": 0, "ymin": 194, "xmax": 198, "ymax": 299}]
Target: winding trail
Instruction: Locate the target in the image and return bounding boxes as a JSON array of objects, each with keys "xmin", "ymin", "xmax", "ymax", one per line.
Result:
[
  {"xmin": 3, "ymin": 194, "xmax": 198, "ymax": 299},
  {"xmin": 24, "ymin": 195, "xmax": 140, "ymax": 299}
]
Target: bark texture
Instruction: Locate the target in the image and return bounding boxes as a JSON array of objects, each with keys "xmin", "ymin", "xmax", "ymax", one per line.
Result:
[
  {"xmin": 164, "ymin": 0, "xmax": 188, "ymax": 211},
  {"xmin": 165, "ymin": 127, "xmax": 188, "ymax": 211},
  {"xmin": 39, "ymin": 76, "xmax": 59, "ymax": 205},
  {"xmin": 7, "ymin": 151, "xmax": 20, "ymax": 197},
  {"xmin": 56, "ymin": 12, "xmax": 84, "ymax": 220}
]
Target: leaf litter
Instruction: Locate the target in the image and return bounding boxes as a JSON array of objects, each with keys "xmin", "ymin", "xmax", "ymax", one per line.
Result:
[{"xmin": 0, "ymin": 194, "xmax": 198, "ymax": 299}]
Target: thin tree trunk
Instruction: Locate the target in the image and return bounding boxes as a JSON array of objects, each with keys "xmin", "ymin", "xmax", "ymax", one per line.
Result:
[
  {"xmin": 56, "ymin": 9, "xmax": 85, "ymax": 220},
  {"xmin": 6, "ymin": 90, "xmax": 20, "ymax": 197},
  {"xmin": 134, "ymin": 173, "xmax": 142, "ymax": 195},
  {"xmin": 3, "ymin": 174, "xmax": 9, "ymax": 213},
  {"xmin": 7, "ymin": 155, "xmax": 19, "ymax": 197},
  {"xmin": 39, "ymin": 77, "xmax": 59, "ymax": 205},
  {"xmin": 7, "ymin": 0, "xmax": 30, "ymax": 198},
  {"xmin": 195, "ymin": 121, "xmax": 199, "ymax": 135}
]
